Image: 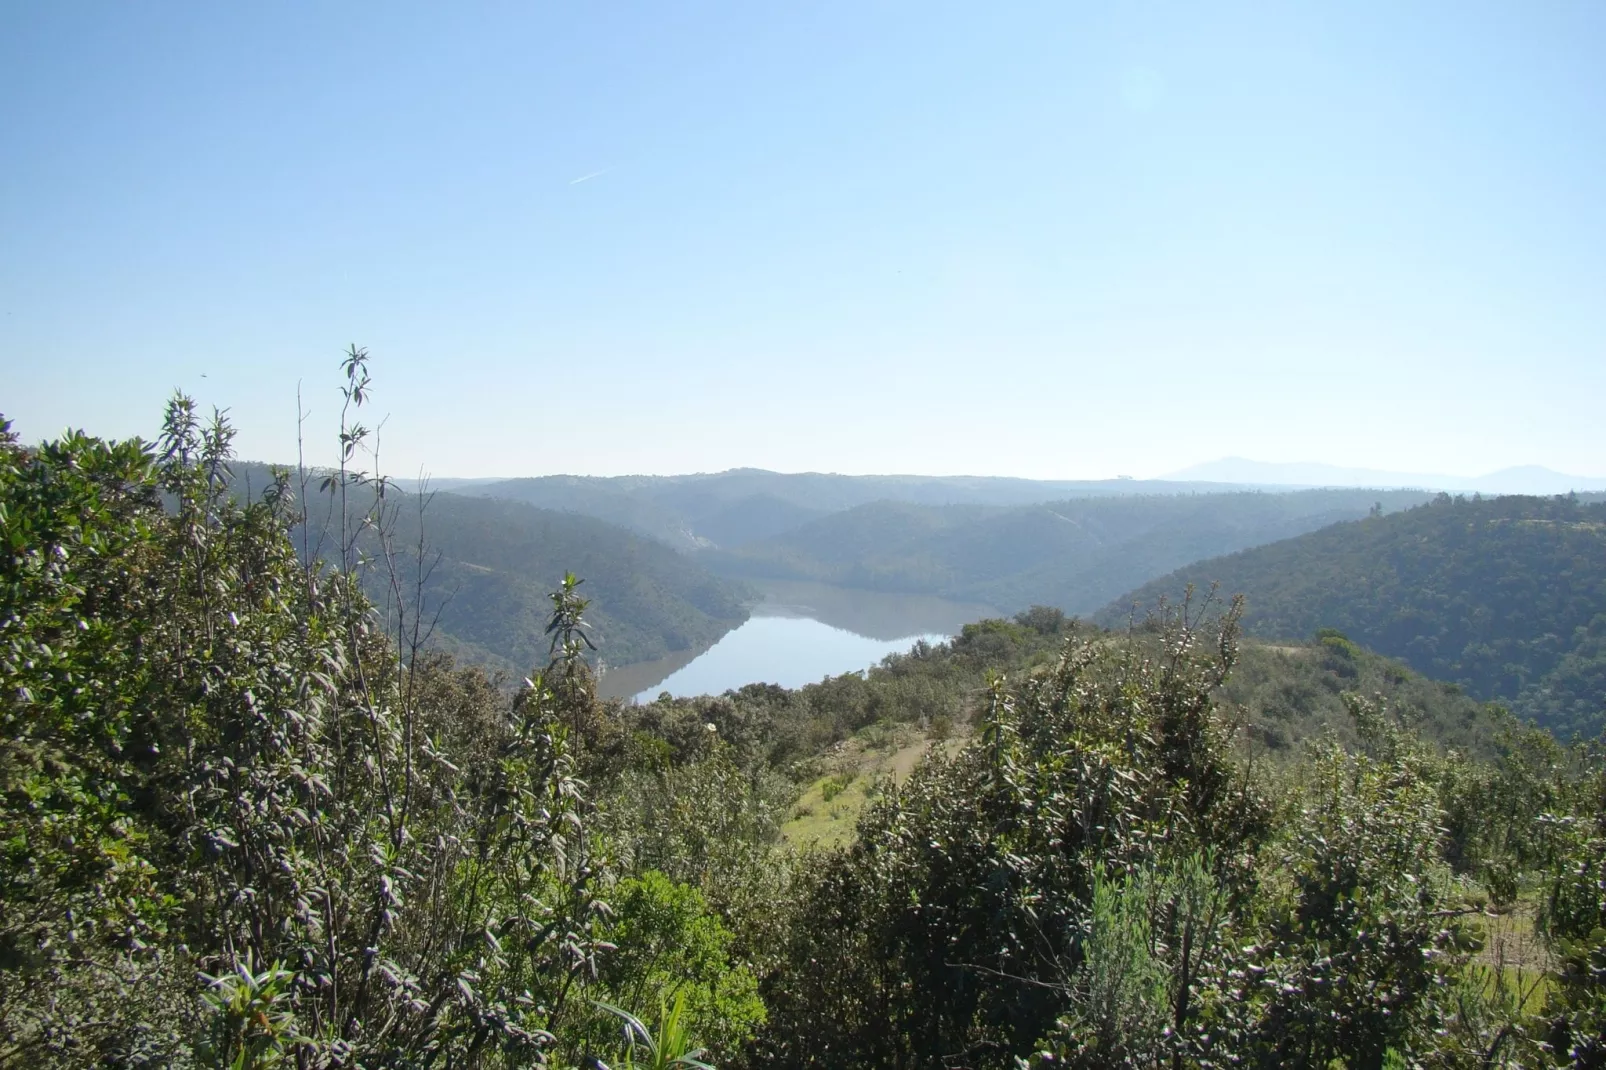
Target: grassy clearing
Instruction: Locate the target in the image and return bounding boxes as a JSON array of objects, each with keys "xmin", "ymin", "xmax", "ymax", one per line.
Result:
[
  {"xmin": 1464, "ymin": 896, "xmax": 1555, "ymax": 1014},
  {"xmin": 1473, "ymin": 902, "xmax": 1551, "ymax": 973},
  {"xmin": 781, "ymin": 723, "xmax": 966, "ymax": 849}
]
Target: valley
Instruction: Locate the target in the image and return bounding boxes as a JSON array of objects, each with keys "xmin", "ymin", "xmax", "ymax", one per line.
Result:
[
  {"xmin": 10, "ymin": 392, "xmax": 1606, "ymax": 1068},
  {"xmin": 11, "ymin": 5, "xmax": 1606, "ymax": 1062},
  {"xmin": 273, "ymin": 467, "xmax": 1606, "ymax": 748},
  {"xmin": 595, "ymin": 578, "xmax": 996, "ymax": 700}
]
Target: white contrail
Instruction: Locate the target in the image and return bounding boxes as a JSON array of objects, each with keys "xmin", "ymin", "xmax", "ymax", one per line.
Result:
[{"xmin": 569, "ymin": 168, "xmax": 612, "ymax": 185}]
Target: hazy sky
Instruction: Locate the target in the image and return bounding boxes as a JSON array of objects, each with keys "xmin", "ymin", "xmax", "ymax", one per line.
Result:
[{"xmin": 3, "ymin": 2, "xmax": 1603, "ymax": 480}]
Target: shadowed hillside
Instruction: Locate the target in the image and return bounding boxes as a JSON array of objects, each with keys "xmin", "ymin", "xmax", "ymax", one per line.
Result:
[
  {"xmin": 234, "ymin": 463, "xmax": 754, "ymax": 673},
  {"xmin": 377, "ymin": 491, "xmax": 753, "ymax": 671}
]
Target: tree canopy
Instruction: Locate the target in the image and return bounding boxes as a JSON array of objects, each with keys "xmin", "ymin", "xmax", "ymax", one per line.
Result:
[{"xmin": 1102, "ymin": 492, "xmax": 1606, "ymax": 738}]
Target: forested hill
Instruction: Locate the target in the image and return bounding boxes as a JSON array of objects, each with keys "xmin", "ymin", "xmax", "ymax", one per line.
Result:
[
  {"xmin": 235, "ymin": 464, "xmax": 751, "ymax": 672},
  {"xmin": 464, "ymin": 469, "xmax": 1265, "ymax": 550},
  {"xmin": 371, "ymin": 491, "xmax": 752, "ymax": 672},
  {"xmin": 701, "ymin": 489, "xmax": 1433, "ymax": 615},
  {"xmin": 1098, "ymin": 493, "xmax": 1606, "ymax": 738}
]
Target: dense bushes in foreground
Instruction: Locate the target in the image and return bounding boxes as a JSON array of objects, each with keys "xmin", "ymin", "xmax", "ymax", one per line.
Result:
[
  {"xmin": 4, "ymin": 395, "xmax": 1606, "ymax": 1067},
  {"xmin": 755, "ymin": 614, "xmax": 1604, "ymax": 1069},
  {"xmin": 0, "ymin": 400, "xmax": 760, "ymax": 1066}
]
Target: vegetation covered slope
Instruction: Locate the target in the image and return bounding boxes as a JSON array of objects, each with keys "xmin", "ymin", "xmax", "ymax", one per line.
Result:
[
  {"xmin": 301, "ymin": 485, "xmax": 751, "ymax": 671},
  {"xmin": 633, "ymin": 603, "xmax": 1510, "ymax": 774},
  {"xmin": 366, "ymin": 489, "xmax": 751, "ymax": 671},
  {"xmin": 234, "ymin": 462, "xmax": 753, "ymax": 672},
  {"xmin": 0, "ymin": 403, "xmax": 769, "ymax": 1066},
  {"xmin": 10, "ymin": 401, "xmax": 1606, "ymax": 1069},
  {"xmin": 1099, "ymin": 492, "xmax": 1606, "ymax": 739},
  {"xmin": 702, "ymin": 489, "xmax": 1433, "ymax": 614}
]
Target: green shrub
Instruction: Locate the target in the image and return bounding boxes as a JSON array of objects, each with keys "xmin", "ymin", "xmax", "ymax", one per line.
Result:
[{"xmin": 820, "ymin": 773, "xmax": 854, "ymax": 802}]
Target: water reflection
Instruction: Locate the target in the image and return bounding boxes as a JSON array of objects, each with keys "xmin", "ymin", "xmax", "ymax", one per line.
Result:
[
  {"xmin": 596, "ymin": 580, "xmax": 1003, "ymax": 702},
  {"xmin": 744, "ymin": 579, "xmax": 1002, "ymax": 640}
]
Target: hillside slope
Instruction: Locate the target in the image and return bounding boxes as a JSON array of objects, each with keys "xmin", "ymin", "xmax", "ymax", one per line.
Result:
[
  {"xmin": 633, "ymin": 607, "xmax": 1511, "ymax": 799},
  {"xmin": 242, "ymin": 464, "xmax": 755, "ymax": 673},
  {"xmin": 702, "ymin": 489, "xmax": 1433, "ymax": 614},
  {"xmin": 1098, "ymin": 493, "xmax": 1606, "ymax": 738},
  {"xmin": 381, "ymin": 492, "xmax": 752, "ymax": 672}
]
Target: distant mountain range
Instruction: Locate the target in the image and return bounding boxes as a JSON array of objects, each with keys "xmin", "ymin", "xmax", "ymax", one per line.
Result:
[
  {"xmin": 1168, "ymin": 458, "xmax": 1606, "ymax": 495},
  {"xmin": 699, "ymin": 488, "xmax": 1433, "ymax": 616},
  {"xmin": 459, "ymin": 469, "xmax": 1262, "ymax": 551},
  {"xmin": 388, "ymin": 463, "xmax": 1606, "ymax": 508},
  {"xmin": 389, "ymin": 476, "xmax": 506, "ymax": 493}
]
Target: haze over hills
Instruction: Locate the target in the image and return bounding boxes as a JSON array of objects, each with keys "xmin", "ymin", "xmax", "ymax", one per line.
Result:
[
  {"xmin": 1170, "ymin": 457, "xmax": 1606, "ymax": 494},
  {"xmin": 388, "ymin": 476, "xmax": 505, "ymax": 494},
  {"xmin": 1099, "ymin": 492, "xmax": 1606, "ymax": 739},
  {"xmin": 461, "ymin": 469, "xmax": 1268, "ymax": 551},
  {"xmin": 700, "ymin": 489, "xmax": 1434, "ymax": 616}
]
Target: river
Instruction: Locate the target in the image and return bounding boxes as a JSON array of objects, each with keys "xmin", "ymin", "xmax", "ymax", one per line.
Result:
[{"xmin": 596, "ymin": 579, "xmax": 1004, "ymax": 703}]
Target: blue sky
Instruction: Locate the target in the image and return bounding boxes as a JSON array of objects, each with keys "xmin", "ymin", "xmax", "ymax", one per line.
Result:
[{"xmin": 3, "ymin": 2, "xmax": 1602, "ymax": 480}]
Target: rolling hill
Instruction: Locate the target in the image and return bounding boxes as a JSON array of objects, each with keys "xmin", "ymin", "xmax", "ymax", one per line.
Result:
[
  {"xmin": 235, "ymin": 464, "xmax": 754, "ymax": 673},
  {"xmin": 374, "ymin": 490, "xmax": 753, "ymax": 673},
  {"xmin": 1098, "ymin": 493, "xmax": 1606, "ymax": 738},
  {"xmin": 699, "ymin": 489, "xmax": 1434, "ymax": 615},
  {"xmin": 465, "ymin": 469, "xmax": 1266, "ymax": 550}
]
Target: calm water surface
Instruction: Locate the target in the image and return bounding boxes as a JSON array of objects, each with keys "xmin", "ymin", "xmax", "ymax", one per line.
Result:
[{"xmin": 597, "ymin": 580, "xmax": 1002, "ymax": 702}]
